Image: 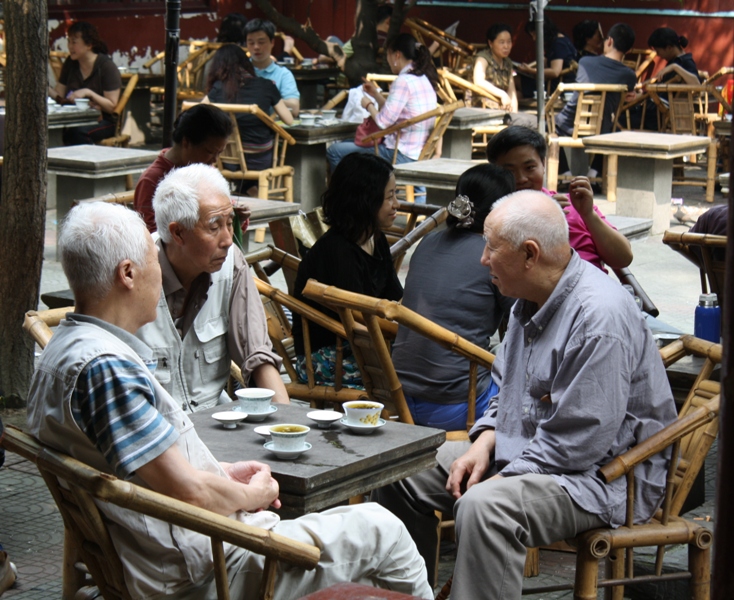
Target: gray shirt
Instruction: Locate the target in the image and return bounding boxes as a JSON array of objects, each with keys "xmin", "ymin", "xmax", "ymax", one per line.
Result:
[{"xmin": 471, "ymin": 252, "xmax": 677, "ymax": 527}]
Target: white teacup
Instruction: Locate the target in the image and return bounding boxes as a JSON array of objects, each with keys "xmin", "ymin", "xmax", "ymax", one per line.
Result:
[
  {"xmin": 343, "ymin": 401, "xmax": 384, "ymax": 427},
  {"xmin": 269, "ymin": 424, "xmax": 310, "ymax": 451},
  {"xmin": 300, "ymin": 113, "xmax": 317, "ymax": 126},
  {"xmin": 75, "ymin": 98, "xmax": 90, "ymax": 110},
  {"xmin": 301, "ymin": 58, "xmax": 313, "ymax": 67},
  {"xmin": 321, "ymin": 109, "xmax": 337, "ymax": 120},
  {"xmin": 235, "ymin": 388, "xmax": 275, "ymax": 413}
]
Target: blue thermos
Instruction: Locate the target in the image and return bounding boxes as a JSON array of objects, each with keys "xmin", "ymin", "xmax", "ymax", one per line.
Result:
[{"xmin": 694, "ymin": 293, "xmax": 721, "ymax": 343}]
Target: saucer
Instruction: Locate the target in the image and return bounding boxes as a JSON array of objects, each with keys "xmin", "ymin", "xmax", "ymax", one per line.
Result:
[
  {"xmin": 253, "ymin": 425, "xmax": 272, "ymax": 438},
  {"xmin": 307, "ymin": 410, "xmax": 342, "ymax": 429},
  {"xmin": 339, "ymin": 417, "xmax": 386, "ymax": 435},
  {"xmin": 263, "ymin": 441, "xmax": 311, "ymax": 459},
  {"xmin": 236, "ymin": 404, "xmax": 278, "ymax": 422},
  {"xmin": 212, "ymin": 411, "xmax": 247, "ymax": 429}
]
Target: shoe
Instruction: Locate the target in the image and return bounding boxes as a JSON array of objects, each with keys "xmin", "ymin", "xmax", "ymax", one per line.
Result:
[{"xmin": 0, "ymin": 551, "xmax": 17, "ymax": 596}]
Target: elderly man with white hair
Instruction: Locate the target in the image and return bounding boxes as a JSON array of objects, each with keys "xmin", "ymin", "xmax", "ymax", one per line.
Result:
[
  {"xmin": 134, "ymin": 163, "xmax": 288, "ymax": 411},
  {"xmin": 374, "ymin": 190, "xmax": 677, "ymax": 598},
  {"xmin": 27, "ymin": 201, "xmax": 433, "ymax": 600}
]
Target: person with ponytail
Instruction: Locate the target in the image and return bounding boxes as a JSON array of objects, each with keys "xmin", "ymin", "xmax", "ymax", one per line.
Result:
[
  {"xmin": 647, "ymin": 27, "xmax": 700, "ymax": 85},
  {"xmin": 326, "ymin": 33, "xmax": 439, "ymax": 175},
  {"xmin": 50, "ymin": 21, "xmax": 122, "ymax": 146}
]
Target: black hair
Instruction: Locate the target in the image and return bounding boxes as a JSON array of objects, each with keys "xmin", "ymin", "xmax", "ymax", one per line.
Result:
[
  {"xmin": 217, "ymin": 13, "xmax": 248, "ymax": 45},
  {"xmin": 525, "ymin": 15, "xmax": 560, "ymax": 55},
  {"xmin": 376, "ymin": 4, "xmax": 393, "ymax": 24},
  {"xmin": 448, "ymin": 164, "xmax": 516, "ymax": 233},
  {"xmin": 244, "ymin": 18, "xmax": 276, "ymax": 41},
  {"xmin": 608, "ymin": 23, "xmax": 636, "ymax": 54},
  {"xmin": 322, "ymin": 153, "xmax": 394, "ymax": 244},
  {"xmin": 172, "ymin": 104, "xmax": 234, "ymax": 146},
  {"xmin": 206, "ymin": 45, "xmax": 255, "ymax": 101},
  {"xmin": 648, "ymin": 27, "xmax": 688, "ymax": 50},
  {"xmin": 387, "ymin": 33, "xmax": 439, "ymax": 89},
  {"xmin": 486, "ymin": 23, "xmax": 512, "ymax": 44},
  {"xmin": 486, "ymin": 125, "xmax": 547, "ymax": 163},
  {"xmin": 68, "ymin": 21, "xmax": 108, "ymax": 55},
  {"xmin": 572, "ymin": 20, "xmax": 600, "ymax": 53}
]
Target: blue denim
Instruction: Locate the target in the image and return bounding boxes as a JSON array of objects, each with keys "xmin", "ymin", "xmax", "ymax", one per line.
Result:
[{"xmin": 404, "ymin": 378, "xmax": 498, "ymax": 431}]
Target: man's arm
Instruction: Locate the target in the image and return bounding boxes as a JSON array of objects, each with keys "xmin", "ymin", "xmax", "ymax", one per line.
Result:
[{"xmin": 279, "ymin": 69, "xmax": 300, "ymax": 117}]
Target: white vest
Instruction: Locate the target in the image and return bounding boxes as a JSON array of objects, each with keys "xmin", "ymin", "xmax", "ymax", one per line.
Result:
[{"xmin": 136, "ymin": 242, "xmax": 235, "ymax": 412}]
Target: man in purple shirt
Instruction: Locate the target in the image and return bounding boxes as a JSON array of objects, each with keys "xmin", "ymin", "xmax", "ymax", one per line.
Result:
[{"xmin": 374, "ymin": 190, "xmax": 677, "ymax": 599}]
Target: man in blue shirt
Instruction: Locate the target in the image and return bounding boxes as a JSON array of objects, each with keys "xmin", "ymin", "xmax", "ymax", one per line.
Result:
[{"xmin": 245, "ymin": 19, "xmax": 300, "ymax": 117}]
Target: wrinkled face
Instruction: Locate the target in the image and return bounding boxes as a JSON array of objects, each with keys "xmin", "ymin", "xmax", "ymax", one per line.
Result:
[
  {"xmin": 137, "ymin": 234, "xmax": 163, "ymax": 326},
  {"xmin": 247, "ymin": 31, "xmax": 274, "ymax": 67},
  {"xmin": 480, "ymin": 213, "xmax": 524, "ymax": 298},
  {"xmin": 492, "ymin": 145, "xmax": 545, "ymax": 192},
  {"xmin": 67, "ymin": 33, "xmax": 92, "ymax": 60},
  {"xmin": 376, "ymin": 173, "xmax": 399, "ymax": 229},
  {"xmin": 180, "ymin": 189, "xmax": 234, "ymax": 274},
  {"xmin": 489, "ymin": 31, "xmax": 513, "ymax": 59},
  {"xmin": 181, "ymin": 136, "xmax": 228, "ymax": 166}
]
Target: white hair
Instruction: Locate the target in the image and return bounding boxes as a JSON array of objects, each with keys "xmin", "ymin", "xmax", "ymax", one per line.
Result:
[
  {"xmin": 153, "ymin": 163, "xmax": 231, "ymax": 243},
  {"xmin": 59, "ymin": 202, "xmax": 149, "ymax": 301},
  {"xmin": 491, "ymin": 190, "xmax": 569, "ymax": 261}
]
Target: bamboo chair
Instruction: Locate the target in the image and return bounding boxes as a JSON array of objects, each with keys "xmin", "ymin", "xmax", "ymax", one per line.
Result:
[
  {"xmin": 274, "ymin": 32, "xmax": 303, "ymax": 64},
  {"xmin": 0, "ymin": 426, "xmax": 319, "ymax": 600},
  {"xmin": 438, "ymin": 68, "xmax": 503, "ymax": 107},
  {"xmin": 49, "ymin": 51, "xmax": 69, "ymax": 82},
  {"xmin": 149, "ymin": 43, "xmax": 220, "ymax": 101},
  {"xmin": 662, "ymin": 231, "xmax": 727, "ymax": 309},
  {"xmin": 99, "ymin": 73, "xmax": 139, "ymax": 150},
  {"xmin": 405, "ymin": 18, "xmax": 476, "ymax": 75},
  {"xmin": 388, "ymin": 205, "xmax": 448, "ymax": 271},
  {"xmin": 75, "ymin": 189, "xmax": 135, "ymax": 207},
  {"xmin": 436, "ymin": 334, "xmax": 721, "ymax": 600},
  {"xmin": 646, "ymin": 83, "xmax": 732, "ymax": 203},
  {"xmin": 623, "ymin": 48, "xmax": 658, "ymax": 83},
  {"xmin": 544, "ymin": 82, "xmax": 629, "ymax": 200},
  {"xmin": 322, "ymin": 89, "xmax": 348, "ymax": 110}
]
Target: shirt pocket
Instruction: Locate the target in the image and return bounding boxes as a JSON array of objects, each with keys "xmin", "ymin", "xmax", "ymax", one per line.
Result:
[
  {"xmin": 524, "ymin": 374, "xmax": 554, "ymax": 430},
  {"xmin": 148, "ymin": 348, "xmax": 174, "ymax": 384},
  {"xmin": 194, "ymin": 318, "xmax": 230, "ymax": 383}
]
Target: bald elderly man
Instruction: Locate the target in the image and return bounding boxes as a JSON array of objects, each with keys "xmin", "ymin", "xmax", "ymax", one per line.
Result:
[{"xmin": 374, "ymin": 191, "xmax": 677, "ymax": 599}]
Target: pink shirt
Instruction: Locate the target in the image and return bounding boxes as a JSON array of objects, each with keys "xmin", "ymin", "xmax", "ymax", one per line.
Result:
[{"xmin": 542, "ymin": 187, "xmax": 617, "ymax": 272}]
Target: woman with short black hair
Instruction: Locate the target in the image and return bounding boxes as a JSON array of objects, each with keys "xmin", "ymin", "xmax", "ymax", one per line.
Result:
[
  {"xmin": 648, "ymin": 27, "xmax": 700, "ymax": 85},
  {"xmin": 473, "ymin": 23, "xmax": 518, "ymax": 111}
]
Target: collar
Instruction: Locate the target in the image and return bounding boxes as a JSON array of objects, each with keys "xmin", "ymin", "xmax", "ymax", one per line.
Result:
[
  {"xmin": 66, "ymin": 313, "xmax": 155, "ymax": 362},
  {"xmin": 254, "ymin": 60, "xmax": 278, "ymax": 76},
  {"xmin": 156, "ymin": 238, "xmax": 188, "ymax": 297}
]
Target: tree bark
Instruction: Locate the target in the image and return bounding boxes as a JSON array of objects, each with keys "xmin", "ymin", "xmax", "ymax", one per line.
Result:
[{"xmin": 0, "ymin": 0, "xmax": 48, "ymax": 406}]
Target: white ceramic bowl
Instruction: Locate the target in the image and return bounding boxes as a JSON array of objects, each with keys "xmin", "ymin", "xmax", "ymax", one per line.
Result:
[
  {"xmin": 343, "ymin": 401, "xmax": 384, "ymax": 427},
  {"xmin": 321, "ymin": 109, "xmax": 337, "ymax": 120},
  {"xmin": 235, "ymin": 388, "xmax": 275, "ymax": 414},
  {"xmin": 212, "ymin": 411, "xmax": 247, "ymax": 429},
  {"xmin": 269, "ymin": 423, "xmax": 310, "ymax": 452},
  {"xmin": 75, "ymin": 98, "xmax": 90, "ymax": 110},
  {"xmin": 300, "ymin": 114, "xmax": 317, "ymax": 126},
  {"xmin": 307, "ymin": 410, "xmax": 342, "ymax": 429},
  {"xmin": 253, "ymin": 425, "xmax": 272, "ymax": 438}
]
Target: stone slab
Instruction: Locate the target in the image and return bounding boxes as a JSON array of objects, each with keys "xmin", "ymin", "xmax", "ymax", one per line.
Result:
[
  {"xmin": 446, "ymin": 107, "xmax": 506, "ymax": 130},
  {"xmin": 605, "ymin": 215, "xmax": 653, "ymax": 240},
  {"xmin": 287, "ymin": 120, "xmax": 358, "ymax": 145},
  {"xmin": 393, "ymin": 158, "xmax": 483, "ymax": 190},
  {"xmin": 47, "ymin": 145, "xmax": 158, "ymax": 177},
  {"xmin": 582, "ymin": 131, "xmax": 710, "ymax": 159}
]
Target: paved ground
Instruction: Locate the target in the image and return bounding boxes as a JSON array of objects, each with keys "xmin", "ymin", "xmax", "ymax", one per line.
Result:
[{"xmin": 0, "ymin": 177, "xmax": 727, "ymax": 598}]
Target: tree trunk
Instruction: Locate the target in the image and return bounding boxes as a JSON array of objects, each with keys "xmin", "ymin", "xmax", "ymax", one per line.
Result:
[{"xmin": 0, "ymin": 0, "xmax": 48, "ymax": 407}]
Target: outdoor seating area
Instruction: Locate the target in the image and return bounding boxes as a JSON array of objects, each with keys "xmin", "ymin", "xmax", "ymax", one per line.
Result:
[{"xmin": 0, "ymin": 4, "xmax": 732, "ymax": 600}]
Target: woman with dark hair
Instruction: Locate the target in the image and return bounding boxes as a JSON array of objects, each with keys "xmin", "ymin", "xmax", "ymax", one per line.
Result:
[
  {"xmin": 216, "ymin": 12, "xmax": 248, "ymax": 44},
  {"xmin": 573, "ymin": 20, "xmax": 603, "ymax": 57},
  {"xmin": 517, "ymin": 16, "xmax": 577, "ymax": 97},
  {"xmin": 50, "ymin": 21, "xmax": 122, "ymax": 145},
  {"xmin": 134, "ymin": 103, "xmax": 234, "ymax": 232},
  {"xmin": 204, "ymin": 44, "xmax": 293, "ymax": 173},
  {"xmin": 473, "ymin": 23, "xmax": 518, "ymax": 111},
  {"xmin": 293, "ymin": 153, "xmax": 402, "ymax": 387},
  {"xmin": 326, "ymin": 33, "xmax": 439, "ymax": 174},
  {"xmin": 391, "ymin": 164, "xmax": 516, "ymax": 430},
  {"xmin": 648, "ymin": 27, "xmax": 700, "ymax": 85}
]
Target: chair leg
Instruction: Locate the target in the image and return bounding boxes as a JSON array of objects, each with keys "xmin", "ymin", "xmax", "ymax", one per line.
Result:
[
  {"xmin": 689, "ymin": 543, "xmax": 711, "ymax": 600},
  {"xmin": 546, "ymin": 139, "xmax": 560, "ymax": 192},
  {"xmin": 573, "ymin": 545, "xmax": 600, "ymax": 600},
  {"xmin": 62, "ymin": 530, "xmax": 86, "ymax": 599},
  {"xmin": 606, "ymin": 155, "xmax": 618, "ymax": 203},
  {"xmin": 524, "ymin": 547, "xmax": 540, "ymax": 577},
  {"xmin": 706, "ymin": 139, "xmax": 718, "ymax": 203},
  {"xmin": 254, "ymin": 228, "xmax": 266, "ymax": 243},
  {"xmin": 603, "ymin": 548, "xmax": 625, "ymax": 600}
]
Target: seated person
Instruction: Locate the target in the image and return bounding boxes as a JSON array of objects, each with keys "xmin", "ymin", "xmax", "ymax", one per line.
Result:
[
  {"xmin": 689, "ymin": 204, "xmax": 728, "ymax": 264},
  {"xmin": 134, "ymin": 103, "xmax": 233, "ymax": 232},
  {"xmin": 135, "ymin": 164, "xmax": 288, "ymax": 410},
  {"xmin": 27, "ymin": 201, "xmax": 433, "ymax": 600},
  {"xmin": 245, "ymin": 19, "xmax": 300, "ymax": 117},
  {"xmin": 573, "ymin": 20, "xmax": 604, "ymax": 58},
  {"xmin": 293, "ymin": 153, "xmax": 402, "ymax": 388},
  {"xmin": 374, "ymin": 191, "xmax": 678, "ymax": 592},
  {"xmin": 204, "ymin": 44, "xmax": 294, "ymax": 177},
  {"xmin": 392, "ymin": 164, "xmax": 516, "ymax": 431},
  {"xmin": 486, "ymin": 125, "xmax": 633, "ymax": 271},
  {"xmin": 472, "ymin": 23, "xmax": 518, "ymax": 112},
  {"xmin": 49, "ymin": 21, "xmax": 121, "ymax": 146}
]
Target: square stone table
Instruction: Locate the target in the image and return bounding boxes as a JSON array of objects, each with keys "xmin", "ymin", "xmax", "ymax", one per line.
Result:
[
  {"xmin": 443, "ymin": 107, "xmax": 505, "ymax": 160},
  {"xmin": 393, "ymin": 158, "xmax": 484, "ymax": 205},
  {"xmin": 582, "ymin": 132, "xmax": 710, "ymax": 234},
  {"xmin": 189, "ymin": 402, "xmax": 445, "ymax": 518}
]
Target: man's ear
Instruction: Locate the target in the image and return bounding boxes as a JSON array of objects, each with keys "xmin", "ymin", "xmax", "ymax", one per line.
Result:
[
  {"xmin": 169, "ymin": 221, "xmax": 186, "ymax": 246},
  {"xmin": 522, "ymin": 239, "xmax": 541, "ymax": 268},
  {"xmin": 116, "ymin": 259, "xmax": 135, "ymax": 291}
]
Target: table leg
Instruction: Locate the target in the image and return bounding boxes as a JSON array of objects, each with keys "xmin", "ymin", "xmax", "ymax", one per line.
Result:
[
  {"xmin": 286, "ymin": 143, "xmax": 329, "ymax": 212},
  {"xmin": 615, "ymin": 156, "xmax": 673, "ymax": 235},
  {"xmin": 442, "ymin": 129, "xmax": 473, "ymax": 160}
]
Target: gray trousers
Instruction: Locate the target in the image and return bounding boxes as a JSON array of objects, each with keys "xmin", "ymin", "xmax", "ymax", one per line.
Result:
[{"xmin": 373, "ymin": 441, "xmax": 607, "ymax": 599}]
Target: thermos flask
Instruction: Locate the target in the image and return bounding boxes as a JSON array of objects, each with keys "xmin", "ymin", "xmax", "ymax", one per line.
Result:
[{"xmin": 694, "ymin": 293, "xmax": 721, "ymax": 343}]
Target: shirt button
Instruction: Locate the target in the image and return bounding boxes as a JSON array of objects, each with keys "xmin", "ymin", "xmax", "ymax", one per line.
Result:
[
  {"xmin": 527, "ymin": 337, "xmax": 533, "ymax": 343},
  {"xmin": 523, "ymin": 407, "xmax": 529, "ymax": 414}
]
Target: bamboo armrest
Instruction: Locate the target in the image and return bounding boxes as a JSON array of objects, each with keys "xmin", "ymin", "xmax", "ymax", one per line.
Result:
[
  {"xmin": 75, "ymin": 190, "xmax": 135, "ymax": 206},
  {"xmin": 362, "ymin": 101, "xmax": 462, "ymax": 144},
  {"xmin": 23, "ymin": 312, "xmax": 58, "ymax": 349},
  {"xmin": 143, "ymin": 51, "xmax": 165, "ymax": 70},
  {"xmin": 1, "ymin": 426, "xmax": 320, "ymax": 569},
  {"xmin": 439, "ymin": 69, "xmax": 502, "ymax": 104},
  {"xmin": 204, "ymin": 102, "xmax": 297, "ymax": 145},
  {"xmin": 662, "ymin": 231, "xmax": 728, "ymax": 248},
  {"xmin": 113, "ymin": 74, "xmax": 139, "ymax": 119},
  {"xmin": 245, "ymin": 245, "xmax": 302, "ymax": 275},
  {"xmin": 599, "ymin": 395, "xmax": 719, "ymax": 484},
  {"xmin": 657, "ymin": 334, "xmax": 722, "ymax": 368}
]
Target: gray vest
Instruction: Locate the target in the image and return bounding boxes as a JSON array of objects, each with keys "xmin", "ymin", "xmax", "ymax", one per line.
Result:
[{"xmin": 136, "ymin": 243, "xmax": 235, "ymax": 412}]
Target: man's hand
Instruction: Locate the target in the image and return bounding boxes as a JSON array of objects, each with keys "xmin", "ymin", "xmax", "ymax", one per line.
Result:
[
  {"xmin": 225, "ymin": 461, "xmax": 281, "ymax": 510},
  {"xmin": 446, "ymin": 430, "xmax": 495, "ymax": 499},
  {"xmin": 233, "ymin": 202, "xmax": 251, "ymax": 224},
  {"xmin": 568, "ymin": 176, "xmax": 594, "ymax": 218}
]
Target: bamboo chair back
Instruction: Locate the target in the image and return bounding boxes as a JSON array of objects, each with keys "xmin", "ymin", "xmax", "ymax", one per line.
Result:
[
  {"xmin": 99, "ymin": 74, "xmax": 139, "ymax": 148},
  {"xmin": 182, "ymin": 101, "xmax": 295, "ymax": 202},
  {"xmin": 49, "ymin": 51, "xmax": 69, "ymax": 82},
  {"xmin": 404, "ymin": 18, "xmax": 476, "ymax": 74},
  {"xmin": 438, "ymin": 68, "xmax": 502, "ymax": 107},
  {"xmin": 623, "ymin": 48, "xmax": 657, "ymax": 82},
  {"xmin": 74, "ymin": 190, "xmax": 135, "ymax": 207},
  {"xmin": 322, "ymin": 89, "xmax": 348, "ymax": 110},
  {"xmin": 662, "ymin": 231, "xmax": 727, "ymax": 308},
  {"xmin": 274, "ymin": 32, "xmax": 303, "ymax": 64},
  {"xmin": 0, "ymin": 426, "xmax": 320, "ymax": 600}
]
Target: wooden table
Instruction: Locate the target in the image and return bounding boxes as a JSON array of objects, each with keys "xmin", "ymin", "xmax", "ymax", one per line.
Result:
[
  {"xmin": 443, "ymin": 107, "xmax": 505, "ymax": 160},
  {"xmin": 235, "ymin": 196, "xmax": 301, "ymax": 252},
  {"xmin": 582, "ymin": 132, "xmax": 711, "ymax": 234},
  {"xmin": 288, "ymin": 65, "xmax": 342, "ymax": 109},
  {"xmin": 189, "ymin": 402, "xmax": 445, "ymax": 518},
  {"xmin": 285, "ymin": 119, "xmax": 359, "ymax": 212},
  {"xmin": 393, "ymin": 158, "xmax": 483, "ymax": 204}
]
